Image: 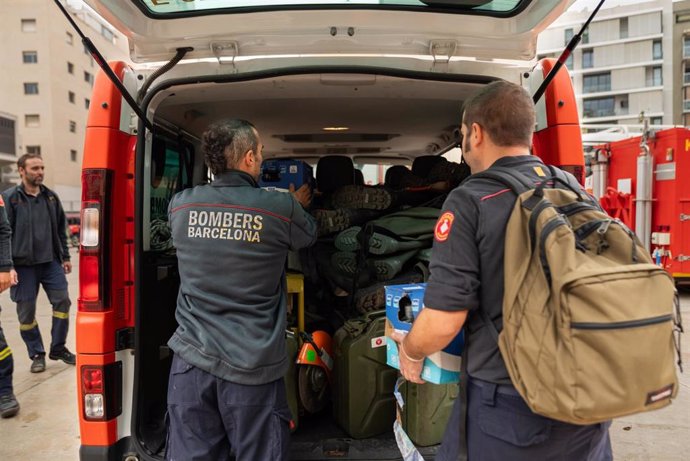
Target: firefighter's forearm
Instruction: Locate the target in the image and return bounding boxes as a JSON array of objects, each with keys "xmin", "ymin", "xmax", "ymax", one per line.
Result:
[{"xmin": 403, "ymin": 307, "xmax": 467, "ymax": 359}]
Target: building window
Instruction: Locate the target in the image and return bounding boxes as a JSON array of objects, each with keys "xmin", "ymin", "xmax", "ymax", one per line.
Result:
[
  {"xmin": 684, "ymin": 36, "xmax": 690, "ymax": 59},
  {"xmin": 22, "ymin": 51, "xmax": 38, "ymax": 64},
  {"xmin": 26, "ymin": 145, "xmax": 41, "ymax": 155},
  {"xmin": 25, "ymin": 115, "xmax": 40, "ymax": 128},
  {"xmin": 677, "ymin": 12, "xmax": 690, "ymax": 23},
  {"xmin": 84, "ymin": 71, "xmax": 93, "ymax": 85},
  {"xmin": 653, "ymin": 40, "xmax": 662, "ymax": 60},
  {"xmin": 70, "ymin": 149, "xmax": 78, "ymax": 162},
  {"xmin": 24, "ymin": 82, "xmax": 39, "ymax": 95},
  {"xmin": 66, "ymin": 31, "xmax": 73, "ymax": 45},
  {"xmin": 646, "ymin": 66, "xmax": 662, "ymax": 87},
  {"xmin": 67, "ymin": 62, "xmax": 74, "ymax": 74},
  {"xmin": 583, "ymin": 72, "xmax": 611, "ymax": 93},
  {"xmin": 650, "ymin": 117, "xmax": 662, "ymax": 125},
  {"xmin": 582, "ymin": 28, "xmax": 590, "ymax": 45},
  {"xmin": 85, "ymin": 98, "xmax": 90, "ymax": 109},
  {"xmin": 69, "ymin": 91, "xmax": 75, "ymax": 103},
  {"xmin": 684, "ymin": 64, "xmax": 690, "ymax": 85},
  {"xmin": 69, "ymin": 120, "xmax": 76, "ymax": 133},
  {"xmin": 101, "ymin": 25, "xmax": 115, "ymax": 43},
  {"xmin": 564, "ymin": 28, "xmax": 574, "ymax": 45},
  {"xmin": 583, "ymin": 97, "xmax": 615, "ymax": 118},
  {"xmin": 21, "ymin": 19, "xmax": 37, "ymax": 33},
  {"xmin": 620, "ymin": 17, "xmax": 628, "ymax": 39},
  {"xmin": 582, "ymin": 49, "xmax": 593, "ymax": 69}
]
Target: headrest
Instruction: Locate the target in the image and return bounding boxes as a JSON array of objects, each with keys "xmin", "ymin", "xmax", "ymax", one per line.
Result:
[
  {"xmin": 412, "ymin": 155, "xmax": 444, "ymax": 178},
  {"xmin": 316, "ymin": 155, "xmax": 354, "ymax": 194}
]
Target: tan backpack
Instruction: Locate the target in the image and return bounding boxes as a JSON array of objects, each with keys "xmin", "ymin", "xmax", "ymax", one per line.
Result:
[{"xmin": 471, "ymin": 165, "xmax": 683, "ymax": 425}]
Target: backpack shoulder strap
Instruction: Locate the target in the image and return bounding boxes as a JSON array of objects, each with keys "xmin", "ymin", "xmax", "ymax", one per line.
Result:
[{"xmin": 469, "ymin": 166, "xmax": 534, "ymax": 195}]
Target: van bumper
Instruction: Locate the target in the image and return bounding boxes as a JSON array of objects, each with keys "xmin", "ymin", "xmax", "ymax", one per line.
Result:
[{"xmin": 80, "ymin": 437, "xmax": 134, "ymax": 461}]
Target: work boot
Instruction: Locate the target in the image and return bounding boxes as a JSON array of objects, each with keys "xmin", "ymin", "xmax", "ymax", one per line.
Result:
[
  {"xmin": 331, "ymin": 185, "xmax": 393, "ymax": 210},
  {"xmin": 331, "ymin": 249, "xmax": 419, "ymax": 282},
  {"xmin": 0, "ymin": 393, "xmax": 20, "ymax": 418},
  {"xmin": 313, "ymin": 208, "xmax": 380, "ymax": 236},
  {"xmin": 335, "ymin": 226, "xmax": 432, "ymax": 255},
  {"xmin": 354, "ymin": 270, "xmax": 425, "ymax": 314},
  {"xmin": 30, "ymin": 354, "xmax": 46, "ymax": 373},
  {"xmin": 49, "ymin": 348, "xmax": 76, "ymax": 365}
]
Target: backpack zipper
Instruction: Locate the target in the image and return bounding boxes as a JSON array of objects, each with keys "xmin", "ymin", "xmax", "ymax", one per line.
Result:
[{"xmin": 571, "ymin": 314, "xmax": 672, "ymax": 330}]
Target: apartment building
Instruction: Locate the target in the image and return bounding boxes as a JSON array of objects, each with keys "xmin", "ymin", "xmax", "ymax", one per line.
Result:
[
  {"xmin": 0, "ymin": 0, "xmax": 128, "ymax": 210},
  {"xmin": 675, "ymin": 0, "xmax": 690, "ymax": 126},
  {"xmin": 538, "ymin": 0, "xmax": 675, "ymax": 131}
]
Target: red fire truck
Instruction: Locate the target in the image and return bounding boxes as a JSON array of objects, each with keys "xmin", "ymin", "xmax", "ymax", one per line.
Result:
[{"xmin": 592, "ymin": 124, "xmax": 690, "ymax": 280}]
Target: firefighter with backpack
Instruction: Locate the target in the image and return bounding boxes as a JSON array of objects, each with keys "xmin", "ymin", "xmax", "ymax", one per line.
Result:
[{"xmin": 390, "ymin": 81, "xmax": 681, "ymax": 461}]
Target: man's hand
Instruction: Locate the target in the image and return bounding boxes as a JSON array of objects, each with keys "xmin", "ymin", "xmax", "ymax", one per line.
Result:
[
  {"xmin": 290, "ymin": 183, "xmax": 313, "ymax": 208},
  {"xmin": 10, "ymin": 269, "xmax": 18, "ymax": 286},
  {"xmin": 63, "ymin": 261, "xmax": 72, "ymax": 274},
  {"xmin": 0, "ymin": 271, "xmax": 10, "ymax": 293},
  {"xmin": 390, "ymin": 330, "xmax": 426, "ymax": 384}
]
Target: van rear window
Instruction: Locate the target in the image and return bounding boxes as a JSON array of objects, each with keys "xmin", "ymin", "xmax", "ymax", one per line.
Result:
[{"xmin": 137, "ymin": 0, "xmax": 526, "ymax": 16}]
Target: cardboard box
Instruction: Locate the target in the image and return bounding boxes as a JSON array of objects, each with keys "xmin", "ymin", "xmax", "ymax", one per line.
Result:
[
  {"xmin": 384, "ymin": 283, "xmax": 464, "ymax": 384},
  {"xmin": 259, "ymin": 159, "xmax": 313, "ymax": 192}
]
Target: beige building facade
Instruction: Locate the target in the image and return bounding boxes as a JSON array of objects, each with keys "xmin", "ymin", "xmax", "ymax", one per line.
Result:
[
  {"xmin": 0, "ymin": 0, "xmax": 128, "ymax": 211},
  {"xmin": 538, "ymin": 0, "xmax": 679, "ymax": 130},
  {"xmin": 674, "ymin": 0, "xmax": 690, "ymax": 126}
]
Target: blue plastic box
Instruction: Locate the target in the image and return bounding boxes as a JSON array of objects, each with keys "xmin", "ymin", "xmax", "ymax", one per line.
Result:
[
  {"xmin": 259, "ymin": 160, "xmax": 313, "ymax": 192},
  {"xmin": 384, "ymin": 283, "xmax": 464, "ymax": 384}
]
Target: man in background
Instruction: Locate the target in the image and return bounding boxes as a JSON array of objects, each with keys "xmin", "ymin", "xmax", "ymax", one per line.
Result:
[{"xmin": 2, "ymin": 154, "xmax": 74, "ymax": 374}]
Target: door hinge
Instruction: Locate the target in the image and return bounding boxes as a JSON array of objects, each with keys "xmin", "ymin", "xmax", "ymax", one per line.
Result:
[
  {"xmin": 115, "ymin": 327, "xmax": 135, "ymax": 350},
  {"xmin": 429, "ymin": 40, "xmax": 457, "ymax": 71},
  {"xmin": 211, "ymin": 41, "xmax": 239, "ymax": 71}
]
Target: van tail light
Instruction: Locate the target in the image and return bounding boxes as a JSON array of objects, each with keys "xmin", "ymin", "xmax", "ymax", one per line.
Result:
[
  {"xmin": 81, "ymin": 363, "xmax": 123, "ymax": 421},
  {"xmin": 79, "ymin": 169, "xmax": 112, "ymax": 312}
]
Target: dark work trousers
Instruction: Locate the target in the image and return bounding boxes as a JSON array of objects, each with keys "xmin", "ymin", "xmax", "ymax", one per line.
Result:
[
  {"xmin": 436, "ymin": 378, "xmax": 612, "ymax": 461},
  {"xmin": 166, "ymin": 354, "xmax": 291, "ymax": 461},
  {"xmin": 10, "ymin": 260, "xmax": 71, "ymax": 359},
  {"xmin": 0, "ymin": 312, "xmax": 14, "ymax": 396}
]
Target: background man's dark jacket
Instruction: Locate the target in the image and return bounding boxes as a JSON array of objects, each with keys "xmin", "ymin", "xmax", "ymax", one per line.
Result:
[{"xmin": 1, "ymin": 185, "xmax": 70, "ymax": 266}]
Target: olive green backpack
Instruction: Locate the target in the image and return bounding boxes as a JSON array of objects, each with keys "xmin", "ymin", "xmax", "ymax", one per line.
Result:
[{"xmin": 471, "ymin": 165, "xmax": 683, "ymax": 425}]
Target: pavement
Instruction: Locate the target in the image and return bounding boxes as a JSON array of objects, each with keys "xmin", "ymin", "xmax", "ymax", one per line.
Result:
[{"xmin": 0, "ymin": 249, "xmax": 688, "ymax": 460}]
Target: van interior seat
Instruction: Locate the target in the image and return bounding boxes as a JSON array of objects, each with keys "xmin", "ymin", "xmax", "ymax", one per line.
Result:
[
  {"xmin": 354, "ymin": 169, "xmax": 365, "ymax": 186},
  {"xmin": 411, "ymin": 155, "xmax": 444, "ymax": 179},
  {"xmin": 316, "ymin": 155, "xmax": 355, "ymax": 194}
]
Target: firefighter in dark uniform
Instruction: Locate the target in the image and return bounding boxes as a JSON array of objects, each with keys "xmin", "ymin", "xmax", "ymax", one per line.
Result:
[
  {"xmin": 166, "ymin": 119, "xmax": 316, "ymax": 460},
  {"xmin": 2, "ymin": 154, "xmax": 74, "ymax": 374},
  {"xmin": 390, "ymin": 81, "xmax": 612, "ymax": 461},
  {"xmin": 0, "ymin": 194, "xmax": 19, "ymax": 418}
]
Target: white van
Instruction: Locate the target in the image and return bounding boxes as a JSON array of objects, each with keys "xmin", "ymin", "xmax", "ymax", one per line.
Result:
[{"xmin": 73, "ymin": 1, "xmax": 582, "ymax": 460}]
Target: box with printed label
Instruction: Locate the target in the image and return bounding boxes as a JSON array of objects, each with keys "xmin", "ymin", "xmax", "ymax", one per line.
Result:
[
  {"xmin": 259, "ymin": 159, "xmax": 313, "ymax": 192},
  {"xmin": 384, "ymin": 283, "xmax": 464, "ymax": 384}
]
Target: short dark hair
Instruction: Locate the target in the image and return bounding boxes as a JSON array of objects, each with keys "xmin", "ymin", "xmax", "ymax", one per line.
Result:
[
  {"xmin": 201, "ymin": 119, "xmax": 259, "ymax": 175},
  {"xmin": 17, "ymin": 153, "xmax": 42, "ymax": 169},
  {"xmin": 462, "ymin": 80, "xmax": 536, "ymax": 148}
]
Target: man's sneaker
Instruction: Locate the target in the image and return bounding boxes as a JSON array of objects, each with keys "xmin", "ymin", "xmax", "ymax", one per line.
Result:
[
  {"xmin": 30, "ymin": 355, "xmax": 46, "ymax": 373},
  {"xmin": 0, "ymin": 393, "xmax": 20, "ymax": 418},
  {"xmin": 49, "ymin": 348, "xmax": 76, "ymax": 365}
]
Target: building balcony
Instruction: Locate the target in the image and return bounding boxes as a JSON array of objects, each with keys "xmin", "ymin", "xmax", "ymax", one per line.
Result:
[
  {"xmin": 685, "ymin": 73, "xmax": 690, "ymax": 85},
  {"xmin": 684, "ymin": 100, "xmax": 690, "ymax": 113}
]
